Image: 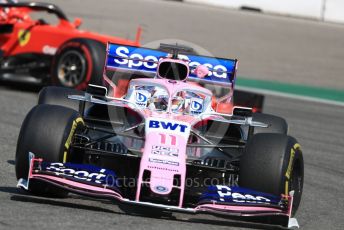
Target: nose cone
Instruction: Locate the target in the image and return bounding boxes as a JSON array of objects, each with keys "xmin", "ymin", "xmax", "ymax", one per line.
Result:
[
  {"xmin": 135, "ymin": 118, "xmax": 191, "ymax": 206},
  {"xmin": 143, "ymin": 131, "xmax": 187, "ymax": 195},
  {"xmin": 149, "ymin": 170, "xmax": 175, "ymax": 195}
]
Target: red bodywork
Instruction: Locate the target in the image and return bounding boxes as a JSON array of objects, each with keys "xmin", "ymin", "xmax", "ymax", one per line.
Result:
[{"xmin": 0, "ymin": 3, "xmax": 140, "ymax": 64}]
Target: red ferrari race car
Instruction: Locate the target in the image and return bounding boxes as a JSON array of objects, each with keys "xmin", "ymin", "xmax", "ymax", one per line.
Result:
[{"xmin": 0, "ymin": 1, "xmax": 141, "ymax": 89}]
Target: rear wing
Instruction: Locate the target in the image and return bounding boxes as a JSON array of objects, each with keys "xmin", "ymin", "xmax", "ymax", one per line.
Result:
[{"xmin": 105, "ymin": 43, "xmax": 238, "ymax": 87}]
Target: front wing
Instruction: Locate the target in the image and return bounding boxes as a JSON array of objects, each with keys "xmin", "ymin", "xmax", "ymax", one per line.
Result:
[{"xmin": 17, "ymin": 153, "xmax": 299, "ymax": 229}]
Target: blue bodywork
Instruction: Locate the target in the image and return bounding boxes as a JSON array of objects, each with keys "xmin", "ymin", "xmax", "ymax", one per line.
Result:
[
  {"xmin": 200, "ymin": 185, "xmax": 282, "ymax": 206},
  {"xmin": 106, "ymin": 43, "xmax": 237, "ymax": 85},
  {"xmin": 40, "ymin": 162, "xmax": 118, "ymax": 189}
]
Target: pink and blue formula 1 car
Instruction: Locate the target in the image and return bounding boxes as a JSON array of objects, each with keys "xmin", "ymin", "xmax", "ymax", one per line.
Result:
[{"xmin": 15, "ymin": 43, "xmax": 304, "ymax": 229}]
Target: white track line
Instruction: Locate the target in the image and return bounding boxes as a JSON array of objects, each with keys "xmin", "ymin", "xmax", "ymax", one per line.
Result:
[{"xmin": 236, "ymin": 86, "xmax": 344, "ymax": 107}]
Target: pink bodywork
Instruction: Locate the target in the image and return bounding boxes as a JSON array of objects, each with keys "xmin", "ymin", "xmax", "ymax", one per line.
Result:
[{"xmin": 128, "ymin": 76, "xmax": 212, "ymax": 207}]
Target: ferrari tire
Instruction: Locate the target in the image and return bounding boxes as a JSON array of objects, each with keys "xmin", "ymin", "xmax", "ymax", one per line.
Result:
[
  {"xmin": 51, "ymin": 38, "xmax": 106, "ymax": 90},
  {"xmin": 38, "ymin": 86, "xmax": 83, "ymax": 111},
  {"xmin": 15, "ymin": 104, "xmax": 84, "ymax": 196},
  {"xmin": 239, "ymin": 133, "xmax": 304, "ymax": 215},
  {"xmin": 252, "ymin": 113, "xmax": 288, "ymax": 134}
]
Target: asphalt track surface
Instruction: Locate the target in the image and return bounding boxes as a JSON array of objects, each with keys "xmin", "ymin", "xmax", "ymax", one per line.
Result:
[{"xmin": 1, "ymin": 0, "xmax": 344, "ymax": 229}]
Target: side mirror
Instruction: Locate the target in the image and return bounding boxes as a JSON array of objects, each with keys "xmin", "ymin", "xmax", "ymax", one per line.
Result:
[
  {"xmin": 73, "ymin": 18, "xmax": 82, "ymax": 28},
  {"xmin": 232, "ymin": 106, "xmax": 253, "ymax": 117},
  {"xmin": 87, "ymin": 84, "xmax": 108, "ymax": 98},
  {"xmin": 194, "ymin": 65, "xmax": 209, "ymax": 78}
]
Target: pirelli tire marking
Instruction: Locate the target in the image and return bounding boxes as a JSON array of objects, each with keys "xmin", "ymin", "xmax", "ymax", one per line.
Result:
[
  {"xmin": 284, "ymin": 143, "xmax": 301, "ymax": 195},
  {"xmin": 63, "ymin": 117, "xmax": 84, "ymax": 163}
]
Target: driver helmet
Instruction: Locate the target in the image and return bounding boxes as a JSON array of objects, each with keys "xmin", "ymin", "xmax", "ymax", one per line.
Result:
[
  {"xmin": 171, "ymin": 96, "xmax": 184, "ymax": 112},
  {"xmin": 148, "ymin": 89, "xmax": 169, "ymax": 111}
]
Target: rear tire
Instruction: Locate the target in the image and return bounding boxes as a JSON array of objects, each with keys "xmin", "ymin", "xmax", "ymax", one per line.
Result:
[
  {"xmin": 38, "ymin": 86, "xmax": 83, "ymax": 111},
  {"xmin": 252, "ymin": 113, "xmax": 288, "ymax": 134},
  {"xmin": 51, "ymin": 39, "xmax": 106, "ymax": 90},
  {"xmin": 239, "ymin": 133, "xmax": 304, "ymax": 215},
  {"xmin": 15, "ymin": 104, "xmax": 84, "ymax": 196}
]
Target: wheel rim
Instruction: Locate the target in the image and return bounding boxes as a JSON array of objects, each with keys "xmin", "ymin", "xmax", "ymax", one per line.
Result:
[{"xmin": 57, "ymin": 50, "xmax": 86, "ymax": 87}]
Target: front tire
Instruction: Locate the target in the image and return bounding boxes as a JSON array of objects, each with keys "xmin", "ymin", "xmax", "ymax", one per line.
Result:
[
  {"xmin": 51, "ymin": 39, "xmax": 106, "ymax": 90},
  {"xmin": 15, "ymin": 104, "xmax": 84, "ymax": 196},
  {"xmin": 239, "ymin": 133, "xmax": 304, "ymax": 215}
]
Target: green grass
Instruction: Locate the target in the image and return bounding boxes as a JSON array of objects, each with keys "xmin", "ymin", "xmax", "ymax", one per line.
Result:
[{"xmin": 236, "ymin": 77, "xmax": 344, "ymax": 102}]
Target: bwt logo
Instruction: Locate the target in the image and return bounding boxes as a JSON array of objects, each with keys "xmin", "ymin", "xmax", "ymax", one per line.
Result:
[
  {"xmin": 135, "ymin": 90, "xmax": 150, "ymax": 108},
  {"xmin": 190, "ymin": 98, "xmax": 203, "ymax": 115},
  {"xmin": 136, "ymin": 92, "xmax": 148, "ymax": 103},
  {"xmin": 113, "ymin": 46, "xmax": 228, "ymax": 79},
  {"xmin": 191, "ymin": 100, "xmax": 203, "ymax": 112},
  {"xmin": 149, "ymin": 120, "xmax": 188, "ymax": 133}
]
